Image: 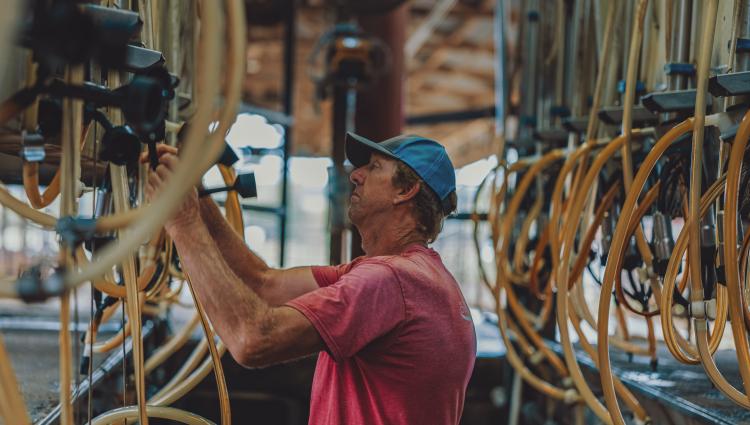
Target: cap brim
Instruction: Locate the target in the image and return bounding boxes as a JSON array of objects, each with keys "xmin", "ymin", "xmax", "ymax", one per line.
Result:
[{"xmin": 345, "ymin": 132, "xmax": 398, "ymax": 167}]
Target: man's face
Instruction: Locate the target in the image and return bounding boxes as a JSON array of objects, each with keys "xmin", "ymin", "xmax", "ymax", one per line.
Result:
[{"xmin": 348, "ymin": 153, "xmax": 400, "ymax": 227}]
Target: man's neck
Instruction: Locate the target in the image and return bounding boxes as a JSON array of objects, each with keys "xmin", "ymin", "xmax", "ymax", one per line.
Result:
[{"xmin": 357, "ymin": 212, "xmax": 427, "ymax": 257}]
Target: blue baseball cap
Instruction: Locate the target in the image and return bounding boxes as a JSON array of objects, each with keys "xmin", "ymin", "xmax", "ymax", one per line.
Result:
[{"xmin": 345, "ymin": 132, "xmax": 456, "ymax": 214}]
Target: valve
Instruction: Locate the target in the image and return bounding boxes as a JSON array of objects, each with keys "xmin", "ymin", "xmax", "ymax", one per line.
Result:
[
  {"xmin": 199, "ymin": 173, "xmax": 257, "ymax": 199},
  {"xmin": 88, "ymin": 108, "xmax": 142, "ymax": 167},
  {"xmin": 176, "ymin": 120, "xmax": 239, "ymax": 168},
  {"xmin": 217, "ymin": 142, "xmax": 241, "ymax": 168},
  {"xmin": 56, "ymin": 216, "xmax": 98, "ymax": 247},
  {"xmin": 100, "ymin": 126, "xmax": 141, "ymax": 166},
  {"xmin": 17, "ymin": 266, "xmax": 65, "ymax": 303},
  {"xmin": 46, "ymin": 74, "xmax": 169, "ymax": 135}
]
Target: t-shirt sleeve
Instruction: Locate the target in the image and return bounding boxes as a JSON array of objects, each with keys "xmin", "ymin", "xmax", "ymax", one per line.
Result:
[
  {"xmin": 310, "ymin": 256, "xmax": 365, "ymax": 287},
  {"xmin": 286, "ymin": 260, "xmax": 406, "ymax": 362},
  {"xmin": 310, "ymin": 265, "xmax": 344, "ymax": 288}
]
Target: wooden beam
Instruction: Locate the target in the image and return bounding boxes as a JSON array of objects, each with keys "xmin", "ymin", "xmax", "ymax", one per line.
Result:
[
  {"xmin": 406, "ymin": 92, "xmax": 472, "ymax": 114},
  {"xmin": 407, "ymin": 13, "xmax": 484, "ymax": 71},
  {"xmin": 408, "ymin": 71, "xmax": 493, "ymax": 98},
  {"xmin": 405, "ymin": 0, "xmax": 460, "ymax": 60},
  {"xmin": 407, "ymin": 46, "xmax": 495, "ymax": 92},
  {"xmin": 406, "ymin": 118, "xmax": 495, "ymax": 167}
]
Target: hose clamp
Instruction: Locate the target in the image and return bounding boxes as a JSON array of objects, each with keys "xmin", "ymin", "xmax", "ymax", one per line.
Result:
[
  {"xmin": 563, "ymin": 389, "xmax": 579, "ymax": 404},
  {"xmin": 21, "ymin": 130, "xmax": 46, "ymax": 162},
  {"xmin": 529, "ymin": 350, "xmax": 545, "ymax": 365},
  {"xmin": 56, "ymin": 216, "xmax": 98, "ymax": 247},
  {"xmin": 689, "ymin": 299, "xmax": 717, "ymax": 320}
]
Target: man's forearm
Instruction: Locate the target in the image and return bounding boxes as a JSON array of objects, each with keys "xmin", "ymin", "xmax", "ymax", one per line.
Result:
[
  {"xmin": 199, "ymin": 197, "xmax": 269, "ymax": 291},
  {"xmin": 171, "ymin": 218, "xmax": 324, "ymax": 368},
  {"xmin": 170, "ymin": 218, "xmax": 272, "ymax": 360},
  {"xmin": 197, "ymin": 197, "xmax": 319, "ymax": 306},
  {"xmin": 147, "ymin": 147, "xmax": 322, "ymax": 368}
]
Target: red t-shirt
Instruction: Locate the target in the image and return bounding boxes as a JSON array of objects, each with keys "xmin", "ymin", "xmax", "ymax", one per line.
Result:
[{"xmin": 286, "ymin": 244, "xmax": 476, "ymax": 425}]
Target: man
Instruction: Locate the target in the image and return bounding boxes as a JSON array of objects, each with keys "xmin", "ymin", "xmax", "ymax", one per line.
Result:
[{"xmin": 145, "ymin": 132, "xmax": 476, "ymax": 424}]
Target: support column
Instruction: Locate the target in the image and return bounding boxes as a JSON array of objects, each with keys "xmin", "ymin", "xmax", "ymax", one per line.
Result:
[{"xmin": 351, "ymin": 4, "xmax": 407, "ymax": 259}]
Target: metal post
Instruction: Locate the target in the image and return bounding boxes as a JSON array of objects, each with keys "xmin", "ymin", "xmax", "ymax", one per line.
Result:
[
  {"xmin": 352, "ymin": 4, "xmax": 408, "ymax": 259},
  {"xmin": 670, "ymin": 0, "xmax": 693, "ymax": 90},
  {"xmin": 508, "ymin": 372, "xmax": 522, "ymax": 425},
  {"xmin": 494, "ymin": 0, "xmax": 507, "ymax": 140},
  {"xmin": 521, "ymin": 0, "xmax": 539, "ymax": 139},
  {"xmin": 329, "ymin": 85, "xmax": 349, "ymax": 265},
  {"xmin": 279, "ymin": 1, "xmax": 296, "ymax": 267},
  {"xmin": 738, "ymin": 0, "xmax": 750, "ymax": 71}
]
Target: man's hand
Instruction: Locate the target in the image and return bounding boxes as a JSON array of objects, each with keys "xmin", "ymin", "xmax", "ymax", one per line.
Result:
[{"xmin": 142, "ymin": 144, "xmax": 201, "ymax": 235}]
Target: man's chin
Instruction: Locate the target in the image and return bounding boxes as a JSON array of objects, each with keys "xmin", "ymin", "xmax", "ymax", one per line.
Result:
[{"xmin": 347, "ymin": 208, "xmax": 360, "ymax": 227}]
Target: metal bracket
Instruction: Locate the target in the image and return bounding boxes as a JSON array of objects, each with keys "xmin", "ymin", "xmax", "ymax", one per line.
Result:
[
  {"xmin": 598, "ymin": 105, "xmax": 657, "ymax": 126},
  {"xmin": 563, "ymin": 389, "xmax": 579, "ymax": 404},
  {"xmin": 617, "ymin": 80, "xmax": 646, "ymax": 94},
  {"xmin": 55, "ymin": 216, "xmax": 98, "ymax": 247},
  {"xmin": 664, "ymin": 62, "xmax": 695, "ymax": 76},
  {"xmin": 528, "ymin": 350, "xmax": 545, "ymax": 365},
  {"xmin": 641, "ymin": 89, "xmax": 710, "ymax": 114},
  {"xmin": 17, "ymin": 266, "xmax": 65, "ymax": 303},
  {"xmin": 689, "ymin": 299, "xmax": 717, "ymax": 321},
  {"xmin": 21, "ymin": 131, "xmax": 46, "ymax": 162},
  {"xmin": 709, "ymin": 71, "xmax": 750, "ymax": 97},
  {"xmin": 736, "ymin": 38, "xmax": 750, "ymax": 53}
]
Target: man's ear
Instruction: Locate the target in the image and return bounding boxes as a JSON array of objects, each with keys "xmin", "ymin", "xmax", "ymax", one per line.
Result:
[{"xmin": 393, "ymin": 182, "xmax": 420, "ymax": 206}]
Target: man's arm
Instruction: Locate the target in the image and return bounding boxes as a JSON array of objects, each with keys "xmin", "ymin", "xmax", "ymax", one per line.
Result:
[
  {"xmin": 173, "ymin": 216, "xmax": 325, "ymax": 367},
  {"xmin": 148, "ymin": 152, "xmax": 325, "ymax": 368},
  {"xmin": 147, "ymin": 144, "xmax": 319, "ymax": 305},
  {"xmin": 198, "ymin": 196, "xmax": 319, "ymax": 305}
]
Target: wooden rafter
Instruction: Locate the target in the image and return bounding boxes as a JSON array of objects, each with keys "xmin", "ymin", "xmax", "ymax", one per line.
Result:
[{"xmin": 405, "ymin": 0, "xmax": 461, "ymax": 60}]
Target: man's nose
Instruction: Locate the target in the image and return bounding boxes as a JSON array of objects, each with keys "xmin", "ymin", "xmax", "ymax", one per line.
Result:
[{"xmin": 350, "ymin": 166, "xmax": 365, "ymax": 185}]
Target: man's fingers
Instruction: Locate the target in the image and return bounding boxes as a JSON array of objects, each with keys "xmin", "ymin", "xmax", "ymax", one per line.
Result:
[
  {"xmin": 160, "ymin": 153, "xmax": 180, "ymax": 169},
  {"xmin": 139, "ymin": 144, "xmax": 180, "ymax": 164},
  {"xmin": 155, "ymin": 164, "xmax": 171, "ymax": 181},
  {"xmin": 142, "ymin": 150, "xmax": 183, "ymax": 200},
  {"xmin": 145, "ymin": 183, "xmax": 154, "ymax": 200},
  {"xmin": 148, "ymin": 170, "xmax": 164, "ymax": 189},
  {"xmin": 155, "ymin": 144, "xmax": 179, "ymax": 156},
  {"xmin": 145, "ymin": 179, "xmax": 157, "ymax": 200}
]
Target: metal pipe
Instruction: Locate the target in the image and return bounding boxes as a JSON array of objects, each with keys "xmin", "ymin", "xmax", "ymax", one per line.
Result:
[
  {"xmin": 508, "ymin": 372, "xmax": 523, "ymax": 425},
  {"xmin": 738, "ymin": 0, "xmax": 750, "ymax": 71},
  {"xmin": 279, "ymin": 1, "xmax": 296, "ymax": 267},
  {"xmin": 522, "ymin": 0, "xmax": 539, "ymax": 136},
  {"xmin": 566, "ymin": 0, "xmax": 582, "ymax": 114},
  {"xmin": 621, "ymin": 0, "xmax": 634, "ymax": 81},
  {"xmin": 670, "ymin": 0, "xmax": 693, "ymax": 90},
  {"xmin": 493, "ymin": 0, "xmax": 507, "ymax": 139},
  {"xmin": 329, "ymin": 84, "xmax": 348, "ymax": 265},
  {"xmin": 601, "ymin": 1, "xmax": 623, "ymax": 109},
  {"xmin": 352, "ymin": 4, "xmax": 407, "ymax": 259}
]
